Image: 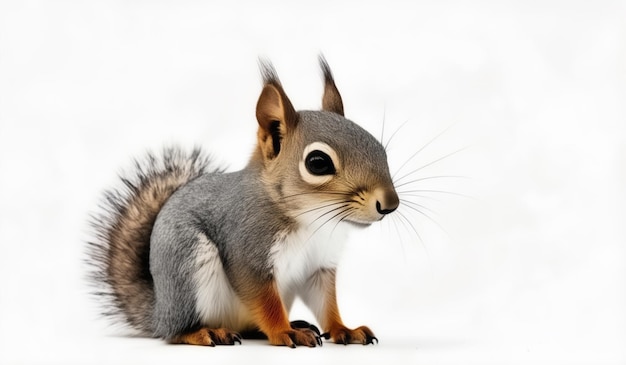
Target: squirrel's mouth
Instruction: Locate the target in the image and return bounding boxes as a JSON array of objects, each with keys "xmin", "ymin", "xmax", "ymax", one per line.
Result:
[
  {"xmin": 343, "ymin": 215, "xmax": 379, "ymax": 228},
  {"xmin": 344, "ymin": 206, "xmax": 393, "ymax": 227},
  {"xmin": 345, "ymin": 220, "xmax": 373, "ymax": 228}
]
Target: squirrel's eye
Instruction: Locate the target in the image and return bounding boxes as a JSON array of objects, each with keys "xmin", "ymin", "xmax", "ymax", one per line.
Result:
[{"xmin": 305, "ymin": 150, "xmax": 336, "ymax": 176}]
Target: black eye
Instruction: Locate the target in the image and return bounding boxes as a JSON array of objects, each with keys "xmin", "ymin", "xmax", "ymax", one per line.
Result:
[{"xmin": 305, "ymin": 150, "xmax": 336, "ymax": 176}]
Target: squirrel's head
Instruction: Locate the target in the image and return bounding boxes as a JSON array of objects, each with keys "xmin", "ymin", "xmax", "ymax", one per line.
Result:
[{"xmin": 251, "ymin": 56, "xmax": 399, "ymax": 227}]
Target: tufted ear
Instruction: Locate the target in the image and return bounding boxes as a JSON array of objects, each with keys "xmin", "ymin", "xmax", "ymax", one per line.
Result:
[
  {"xmin": 255, "ymin": 60, "xmax": 298, "ymax": 161},
  {"xmin": 319, "ymin": 55, "xmax": 344, "ymax": 116}
]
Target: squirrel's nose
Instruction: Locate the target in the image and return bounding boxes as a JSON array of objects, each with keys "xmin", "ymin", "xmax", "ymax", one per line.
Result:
[{"xmin": 374, "ymin": 189, "xmax": 399, "ymax": 215}]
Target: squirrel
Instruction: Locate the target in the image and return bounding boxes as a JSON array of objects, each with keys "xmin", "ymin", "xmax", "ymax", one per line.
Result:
[{"xmin": 87, "ymin": 56, "xmax": 399, "ymax": 348}]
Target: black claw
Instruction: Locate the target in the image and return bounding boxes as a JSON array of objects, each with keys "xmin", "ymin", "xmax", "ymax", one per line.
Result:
[
  {"xmin": 365, "ymin": 335, "xmax": 378, "ymax": 345},
  {"xmin": 221, "ymin": 331, "xmax": 242, "ymax": 345},
  {"xmin": 290, "ymin": 320, "xmax": 321, "ymax": 337},
  {"xmin": 316, "ymin": 335, "xmax": 323, "ymax": 347},
  {"xmin": 321, "ymin": 332, "xmax": 331, "ymax": 340},
  {"xmin": 310, "ymin": 325, "xmax": 321, "ymax": 337}
]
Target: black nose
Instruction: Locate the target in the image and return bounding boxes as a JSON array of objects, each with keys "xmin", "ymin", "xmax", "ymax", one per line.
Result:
[
  {"xmin": 374, "ymin": 188, "xmax": 399, "ymax": 215},
  {"xmin": 376, "ymin": 200, "xmax": 398, "ymax": 215}
]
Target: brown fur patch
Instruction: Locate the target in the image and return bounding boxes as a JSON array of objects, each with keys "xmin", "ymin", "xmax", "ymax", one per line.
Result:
[
  {"xmin": 248, "ymin": 282, "xmax": 291, "ymax": 337},
  {"xmin": 242, "ymin": 281, "xmax": 319, "ymax": 347}
]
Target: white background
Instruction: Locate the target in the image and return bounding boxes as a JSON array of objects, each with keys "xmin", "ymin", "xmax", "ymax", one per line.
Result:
[{"xmin": 1, "ymin": 1, "xmax": 625, "ymax": 364}]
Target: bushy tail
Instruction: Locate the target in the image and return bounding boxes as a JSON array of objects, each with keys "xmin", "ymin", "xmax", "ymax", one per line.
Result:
[{"xmin": 87, "ymin": 147, "xmax": 219, "ymax": 335}]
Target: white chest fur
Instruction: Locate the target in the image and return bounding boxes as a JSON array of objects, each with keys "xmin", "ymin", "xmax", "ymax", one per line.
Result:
[
  {"xmin": 193, "ymin": 221, "xmax": 350, "ymax": 330},
  {"xmin": 270, "ymin": 219, "xmax": 349, "ymax": 299}
]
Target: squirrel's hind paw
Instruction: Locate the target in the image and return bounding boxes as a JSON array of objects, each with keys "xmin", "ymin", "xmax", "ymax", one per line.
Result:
[{"xmin": 170, "ymin": 328, "xmax": 242, "ymax": 346}]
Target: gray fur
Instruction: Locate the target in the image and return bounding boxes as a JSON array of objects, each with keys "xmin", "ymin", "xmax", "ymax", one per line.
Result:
[{"xmin": 149, "ymin": 167, "xmax": 292, "ymax": 338}]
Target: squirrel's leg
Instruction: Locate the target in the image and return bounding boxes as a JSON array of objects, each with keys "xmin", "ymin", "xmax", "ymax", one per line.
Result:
[
  {"xmin": 300, "ymin": 268, "xmax": 378, "ymax": 345},
  {"xmin": 170, "ymin": 328, "xmax": 242, "ymax": 346},
  {"xmin": 244, "ymin": 281, "xmax": 321, "ymax": 348}
]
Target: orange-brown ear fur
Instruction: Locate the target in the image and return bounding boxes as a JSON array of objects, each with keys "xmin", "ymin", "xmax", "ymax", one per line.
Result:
[
  {"xmin": 255, "ymin": 61, "xmax": 297, "ymax": 162},
  {"xmin": 319, "ymin": 55, "xmax": 344, "ymax": 116}
]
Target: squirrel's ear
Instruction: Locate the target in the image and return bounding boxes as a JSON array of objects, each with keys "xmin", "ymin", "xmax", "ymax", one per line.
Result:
[
  {"xmin": 255, "ymin": 60, "xmax": 297, "ymax": 160},
  {"xmin": 319, "ymin": 55, "xmax": 344, "ymax": 116}
]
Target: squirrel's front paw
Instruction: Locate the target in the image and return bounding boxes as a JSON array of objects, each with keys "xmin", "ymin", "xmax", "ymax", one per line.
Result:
[
  {"xmin": 322, "ymin": 325, "xmax": 378, "ymax": 345},
  {"xmin": 269, "ymin": 328, "xmax": 322, "ymax": 348}
]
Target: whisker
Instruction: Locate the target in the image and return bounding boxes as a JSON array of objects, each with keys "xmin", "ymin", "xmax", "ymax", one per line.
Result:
[
  {"xmin": 387, "ymin": 212, "xmax": 408, "ymax": 260},
  {"xmin": 379, "ymin": 105, "xmax": 386, "ymax": 148},
  {"xmin": 395, "ymin": 209, "xmax": 431, "ymax": 263},
  {"xmin": 280, "ymin": 190, "xmax": 352, "ymax": 200},
  {"xmin": 308, "ymin": 203, "xmax": 351, "ymax": 227},
  {"xmin": 393, "ymin": 147, "xmax": 468, "ymax": 185},
  {"xmin": 397, "ymin": 192, "xmax": 442, "ymax": 202},
  {"xmin": 383, "ymin": 119, "xmax": 411, "ymax": 151},
  {"xmin": 306, "ymin": 206, "xmax": 354, "ymax": 242},
  {"xmin": 396, "ymin": 189, "xmax": 472, "ymax": 199},
  {"xmin": 400, "ymin": 199, "xmax": 449, "ymax": 237},
  {"xmin": 394, "ymin": 175, "xmax": 469, "ymax": 189},
  {"xmin": 329, "ymin": 207, "xmax": 356, "ymax": 237},
  {"xmin": 394, "ymin": 209, "xmax": 422, "ymax": 245},
  {"xmin": 400, "ymin": 198, "xmax": 437, "ymax": 215},
  {"xmin": 391, "ymin": 124, "xmax": 454, "ymax": 180},
  {"xmin": 294, "ymin": 200, "xmax": 351, "ymax": 218}
]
